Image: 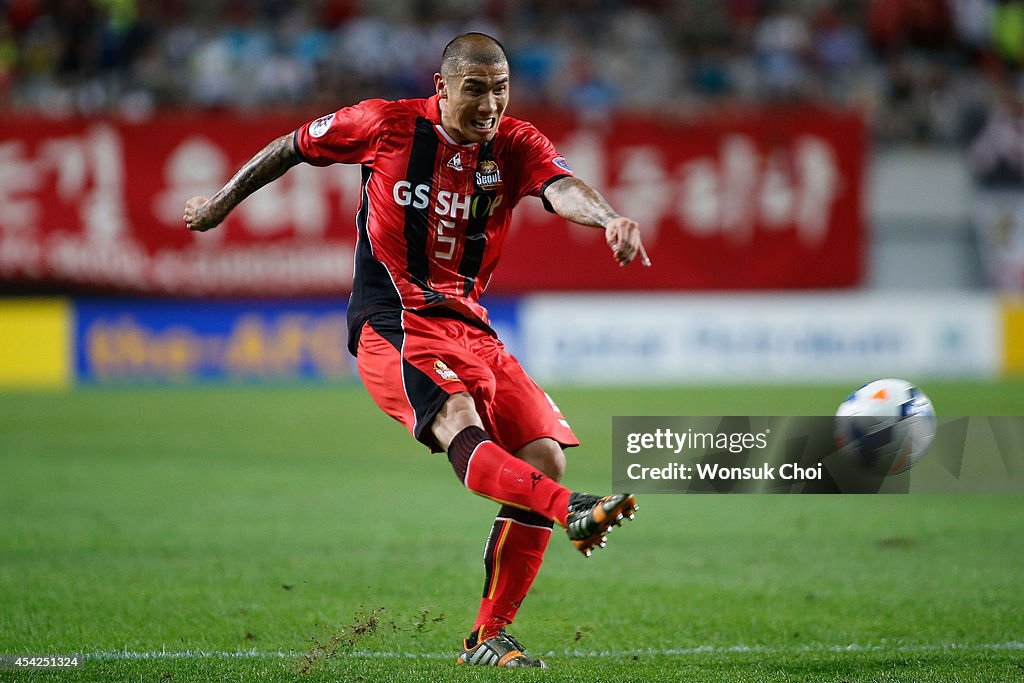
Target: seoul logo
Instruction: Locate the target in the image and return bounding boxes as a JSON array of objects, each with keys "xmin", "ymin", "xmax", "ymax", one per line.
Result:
[{"xmin": 475, "ymin": 160, "xmax": 502, "ymax": 190}]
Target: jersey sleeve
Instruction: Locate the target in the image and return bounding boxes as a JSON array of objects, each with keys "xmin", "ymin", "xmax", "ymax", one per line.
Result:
[
  {"xmin": 507, "ymin": 122, "xmax": 574, "ymax": 209},
  {"xmin": 294, "ymin": 99, "xmax": 388, "ymax": 167}
]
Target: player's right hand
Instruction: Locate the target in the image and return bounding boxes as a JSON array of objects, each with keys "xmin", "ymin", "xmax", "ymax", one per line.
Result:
[
  {"xmin": 604, "ymin": 216, "xmax": 651, "ymax": 268},
  {"xmin": 183, "ymin": 196, "xmax": 218, "ymax": 232}
]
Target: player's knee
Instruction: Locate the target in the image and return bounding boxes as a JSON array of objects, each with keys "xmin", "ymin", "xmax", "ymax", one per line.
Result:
[
  {"xmin": 516, "ymin": 438, "xmax": 566, "ymax": 482},
  {"xmin": 432, "ymin": 392, "xmax": 484, "ymax": 452}
]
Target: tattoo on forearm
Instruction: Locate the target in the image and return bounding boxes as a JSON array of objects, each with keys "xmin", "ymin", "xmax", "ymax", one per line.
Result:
[
  {"xmin": 207, "ymin": 134, "xmax": 300, "ymax": 223},
  {"xmin": 544, "ymin": 177, "xmax": 619, "ymax": 228}
]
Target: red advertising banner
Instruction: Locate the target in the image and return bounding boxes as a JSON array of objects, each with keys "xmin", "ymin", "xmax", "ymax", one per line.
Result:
[{"xmin": 0, "ymin": 107, "xmax": 863, "ymax": 295}]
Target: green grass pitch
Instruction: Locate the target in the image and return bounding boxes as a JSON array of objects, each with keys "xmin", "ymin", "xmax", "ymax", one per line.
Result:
[{"xmin": 2, "ymin": 381, "xmax": 1023, "ymax": 682}]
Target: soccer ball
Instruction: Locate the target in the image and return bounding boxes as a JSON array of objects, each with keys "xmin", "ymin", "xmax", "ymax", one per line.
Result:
[{"xmin": 835, "ymin": 378, "xmax": 936, "ymax": 474}]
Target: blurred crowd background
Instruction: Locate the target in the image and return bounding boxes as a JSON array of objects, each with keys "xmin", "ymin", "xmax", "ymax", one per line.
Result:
[{"xmin": 2, "ymin": 0, "xmax": 1024, "ymax": 150}]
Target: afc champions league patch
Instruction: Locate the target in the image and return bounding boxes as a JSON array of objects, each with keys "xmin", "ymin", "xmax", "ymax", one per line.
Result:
[
  {"xmin": 552, "ymin": 156, "xmax": 572, "ymax": 173},
  {"xmin": 475, "ymin": 160, "xmax": 502, "ymax": 190},
  {"xmin": 433, "ymin": 359, "xmax": 460, "ymax": 382},
  {"xmin": 309, "ymin": 113, "xmax": 335, "ymax": 138}
]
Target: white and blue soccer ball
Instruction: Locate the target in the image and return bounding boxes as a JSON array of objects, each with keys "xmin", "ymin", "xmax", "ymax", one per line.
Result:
[{"xmin": 835, "ymin": 378, "xmax": 936, "ymax": 474}]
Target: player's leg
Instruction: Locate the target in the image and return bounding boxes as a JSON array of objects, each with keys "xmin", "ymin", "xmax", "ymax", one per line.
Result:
[
  {"xmin": 436, "ymin": 392, "xmax": 573, "ymax": 525},
  {"xmin": 356, "ymin": 311, "xmax": 574, "ymax": 523},
  {"xmin": 481, "ymin": 342, "xmax": 638, "ymax": 556},
  {"xmin": 439, "ymin": 396, "xmax": 637, "ymax": 550},
  {"xmin": 357, "ymin": 313, "xmax": 631, "ymax": 668},
  {"xmin": 460, "ymin": 338, "xmax": 637, "ymax": 662},
  {"xmin": 470, "ymin": 438, "xmax": 561, "ymax": 645},
  {"xmin": 516, "ymin": 435, "xmax": 566, "ymax": 481}
]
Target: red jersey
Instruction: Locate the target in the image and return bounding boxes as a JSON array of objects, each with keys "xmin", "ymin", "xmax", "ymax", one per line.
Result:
[{"xmin": 293, "ymin": 95, "xmax": 573, "ymax": 354}]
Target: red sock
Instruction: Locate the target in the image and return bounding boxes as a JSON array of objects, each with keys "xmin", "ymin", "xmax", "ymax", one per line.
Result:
[
  {"xmin": 447, "ymin": 427, "xmax": 570, "ymax": 526},
  {"xmin": 474, "ymin": 508, "xmax": 553, "ymax": 639}
]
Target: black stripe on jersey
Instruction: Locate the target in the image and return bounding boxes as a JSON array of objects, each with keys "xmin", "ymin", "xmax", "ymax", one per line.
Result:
[
  {"xmin": 457, "ymin": 140, "xmax": 496, "ymax": 297},
  {"xmin": 365, "ymin": 309, "xmax": 455, "ymax": 452},
  {"xmin": 405, "ymin": 118, "xmax": 445, "ymax": 304},
  {"xmin": 346, "ymin": 166, "xmax": 402, "ymax": 356}
]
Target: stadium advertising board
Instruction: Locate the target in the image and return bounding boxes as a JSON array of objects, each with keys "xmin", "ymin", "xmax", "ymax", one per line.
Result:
[
  {"xmin": 521, "ymin": 293, "xmax": 1001, "ymax": 384},
  {"xmin": 74, "ymin": 299, "xmax": 353, "ymax": 384},
  {"xmin": 0, "ymin": 298, "xmax": 70, "ymax": 388},
  {"xmin": 0, "ymin": 108, "xmax": 863, "ymax": 295},
  {"xmin": 1006, "ymin": 296, "xmax": 1024, "ymax": 374},
  {"xmin": 0, "ymin": 293, "xmax": 1016, "ymax": 386}
]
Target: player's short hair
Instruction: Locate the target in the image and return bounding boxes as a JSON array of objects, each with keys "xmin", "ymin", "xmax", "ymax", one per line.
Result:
[{"xmin": 440, "ymin": 32, "xmax": 509, "ymax": 77}]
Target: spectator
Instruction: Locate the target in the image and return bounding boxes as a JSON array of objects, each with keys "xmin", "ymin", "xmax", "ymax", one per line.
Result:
[{"xmin": 0, "ymin": 0, "xmax": 1010, "ymax": 149}]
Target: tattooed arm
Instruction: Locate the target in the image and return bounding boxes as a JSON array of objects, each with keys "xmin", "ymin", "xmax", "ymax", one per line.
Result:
[
  {"xmin": 183, "ymin": 133, "xmax": 301, "ymax": 232},
  {"xmin": 542, "ymin": 176, "xmax": 650, "ymax": 267}
]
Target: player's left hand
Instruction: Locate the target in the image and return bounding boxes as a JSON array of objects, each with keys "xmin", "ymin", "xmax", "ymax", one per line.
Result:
[{"xmin": 605, "ymin": 216, "xmax": 651, "ymax": 267}]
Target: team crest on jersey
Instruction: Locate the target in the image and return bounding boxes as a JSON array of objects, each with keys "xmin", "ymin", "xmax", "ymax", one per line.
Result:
[
  {"xmin": 433, "ymin": 360, "xmax": 460, "ymax": 382},
  {"xmin": 475, "ymin": 160, "xmax": 502, "ymax": 190},
  {"xmin": 309, "ymin": 113, "xmax": 335, "ymax": 138}
]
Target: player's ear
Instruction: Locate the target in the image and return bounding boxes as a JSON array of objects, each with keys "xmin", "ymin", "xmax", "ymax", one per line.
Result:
[{"xmin": 434, "ymin": 73, "xmax": 446, "ymax": 99}]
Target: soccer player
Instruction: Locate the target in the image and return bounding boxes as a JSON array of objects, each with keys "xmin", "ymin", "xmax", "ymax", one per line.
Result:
[{"xmin": 183, "ymin": 32, "xmax": 649, "ymax": 668}]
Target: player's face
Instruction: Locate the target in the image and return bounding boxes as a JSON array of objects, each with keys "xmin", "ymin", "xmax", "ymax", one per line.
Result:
[{"xmin": 436, "ymin": 64, "xmax": 509, "ymax": 144}]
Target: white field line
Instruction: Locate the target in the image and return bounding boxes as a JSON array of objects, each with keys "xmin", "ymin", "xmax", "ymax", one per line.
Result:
[{"xmin": 83, "ymin": 641, "xmax": 1024, "ymax": 661}]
